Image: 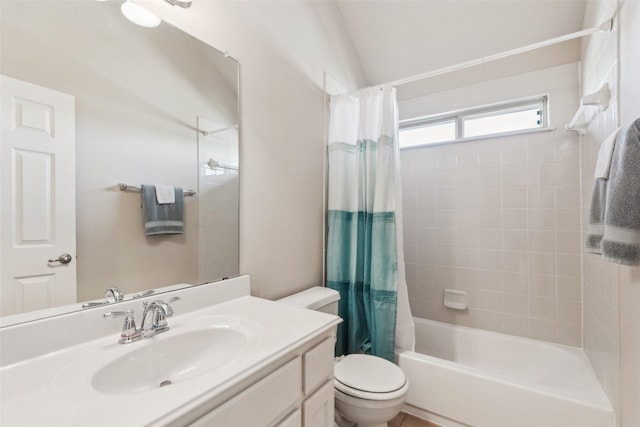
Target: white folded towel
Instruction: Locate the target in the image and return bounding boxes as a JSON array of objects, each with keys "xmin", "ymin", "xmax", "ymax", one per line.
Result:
[
  {"xmin": 594, "ymin": 127, "xmax": 620, "ymax": 179},
  {"xmin": 155, "ymin": 184, "xmax": 175, "ymax": 204}
]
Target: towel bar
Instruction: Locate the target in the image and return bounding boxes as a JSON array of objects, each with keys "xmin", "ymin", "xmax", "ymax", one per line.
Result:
[{"xmin": 118, "ymin": 183, "xmax": 197, "ymax": 197}]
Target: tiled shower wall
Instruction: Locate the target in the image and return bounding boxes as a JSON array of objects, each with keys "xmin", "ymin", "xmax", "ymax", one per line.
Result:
[
  {"xmin": 580, "ymin": 0, "xmax": 620, "ymax": 416},
  {"xmin": 580, "ymin": 0, "xmax": 640, "ymax": 424},
  {"xmin": 399, "ymin": 62, "xmax": 582, "ymax": 346}
]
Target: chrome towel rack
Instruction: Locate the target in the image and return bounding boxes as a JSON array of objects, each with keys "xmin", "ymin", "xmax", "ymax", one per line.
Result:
[{"xmin": 118, "ymin": 183, "xmax": 197, "ymax": 197}]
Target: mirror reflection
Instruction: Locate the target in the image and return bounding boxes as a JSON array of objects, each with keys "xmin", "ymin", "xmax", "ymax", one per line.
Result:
[{"xmin": 0, "ymin": 1, "xmax": 240, "ymax": 322}]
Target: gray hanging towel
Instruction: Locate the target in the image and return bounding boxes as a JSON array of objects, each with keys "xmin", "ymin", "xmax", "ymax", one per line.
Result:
[
  {"xmin": 141, "ymin": 184, "xmax": 184, "ymax": 236},
  {"xmin": 586, "ymin": 118, "xmax": 640, "ymax": 265}
]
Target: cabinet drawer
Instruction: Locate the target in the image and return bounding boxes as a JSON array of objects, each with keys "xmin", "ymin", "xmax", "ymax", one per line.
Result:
[
  {"xmin": 303, "ymin": 337, "xmax": 334, "ymax": 395},
  {"xmin": 191, "ymin": 357, "xmax": 302, "ymax": 427}
]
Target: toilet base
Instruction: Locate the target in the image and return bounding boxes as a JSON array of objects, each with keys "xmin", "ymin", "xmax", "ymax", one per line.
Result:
[{"xmin": 334, "ymin": 388, "xmax": 405, "ymax": 427}]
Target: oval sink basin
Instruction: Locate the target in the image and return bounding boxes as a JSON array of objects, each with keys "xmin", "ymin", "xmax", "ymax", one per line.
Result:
[{"xmin": 92, "ymin": 327, "xmax": 247, "ymax": 395}]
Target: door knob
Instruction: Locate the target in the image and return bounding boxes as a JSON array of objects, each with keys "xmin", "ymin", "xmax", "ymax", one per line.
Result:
[{"xmin": 48, "ymin": 253, "xmax": 73, "ymax": 264}]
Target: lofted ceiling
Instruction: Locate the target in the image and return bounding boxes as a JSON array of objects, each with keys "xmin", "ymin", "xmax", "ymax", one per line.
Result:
[{"xmin": 335, "ymin": 0, "xmax": 588, "ymax": 98}]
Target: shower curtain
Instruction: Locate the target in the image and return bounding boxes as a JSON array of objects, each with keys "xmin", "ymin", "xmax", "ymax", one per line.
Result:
[{"xmin": 326, "ymin": 85, "xmax": 415, "ymax": 362}]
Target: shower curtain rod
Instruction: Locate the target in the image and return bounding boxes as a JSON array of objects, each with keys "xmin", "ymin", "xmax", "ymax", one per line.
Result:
[{"xmin": 341, "ymin": 19, "xmax": 613, "ymax": 95}]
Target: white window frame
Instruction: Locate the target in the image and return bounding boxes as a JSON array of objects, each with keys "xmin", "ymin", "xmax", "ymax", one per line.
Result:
[{"xmin": 399, "ymin": 95, "xmax": 550, "ymax": 149}]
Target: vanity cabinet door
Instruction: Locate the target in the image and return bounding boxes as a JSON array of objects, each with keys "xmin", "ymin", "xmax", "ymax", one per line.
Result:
[
  {"xmin": 302, "ymin": 380, "xmax": 334, "ymax": 427},
  {"xmin": 190, "ymin": 357, "xmax": 302, "ymax": 427},
  {"xmin": 276, "ymin": 409, "xmax": 302, "ymax": 427}
]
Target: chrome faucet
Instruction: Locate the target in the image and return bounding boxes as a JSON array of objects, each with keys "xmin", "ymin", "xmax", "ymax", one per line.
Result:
[
  {"xmin": 140, "ymin": 297, "xmax": 178, "ymax": 338},
  {"xmin": 104, "ymin": 296, "xmax": 180, "ymax": 344},
  {"xmin": 81, "ymin": 286, "xmax": 125, "ymax": 308},
  {"xmin": 104, "ymin": 286, "xmax": 125, "ymax": 303}
]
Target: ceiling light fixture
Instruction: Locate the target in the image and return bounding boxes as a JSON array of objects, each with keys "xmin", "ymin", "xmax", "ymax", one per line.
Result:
[
  {"xmin": 120, "ymin": 0, "xmax": 192, "ymax": 29},
  {"xmin": 121, "ymin": 0, "xmax": 162, "ymax": 28}
]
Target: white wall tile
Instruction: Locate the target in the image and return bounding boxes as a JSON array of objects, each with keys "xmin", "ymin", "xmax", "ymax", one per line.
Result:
[
  {"xmin": 501, "ymin": 138, "xmax": 528, "ymax": 166},
  {"xmin": 558, "ymin": 299, "xmax": 582, "ymax": 325},
  {"xmin": 529, "ymin": 252, "xmax": 556, "ymax": 276},
  {"xmin": 503, "ymin": 208, "xmax": 527, "ymax": 229},
  {"xmin": 556, "ymin": 253, "xmax": 581, "ymax": 278},
  {"xmin": 557, "ymin": 276, "xmax": 581, "ymax": 301},
  {"xmin": 528, "ymin": 230, "xmax": 556, "ymax": 252},
  {"xmin": 502, "ymin": 165, "xmax": 528, "ymax": 187},
  {"xmin": 398, "ymin": 62, "xmax": 581, "ymax": 346},
  {"xmin": 478, "ymin": 188, "xmax": 502, "ymax": 208},
  {"xmin": 503, "ymin": 187, "xmax": 528, "ymax": 208},
  {"xmin": 529, "ymin": 274, "xmax": 557, "ymax": 298},
  {"xmin": 555, "ymin": 185, "xmax": 581, "ymax": 208},
  {"xmin": 502, "ymin": 251, "xmax": 529, "ymax": 274},
  {"xmin": 529, "ymin": 208, "xmax": 556, "ymax": 230},
  {"xmin": 503, "ymin": 271, "xmax": 529, "ymax": 295},
  {"xmin": 556, "ymin": 231, "xmax": 581, "ymax": 254},
  {"xmin": 478, "ymin": 168, "xmax": 502, "ymax": 188},
  {"xmin": 477, "ymin": 141, "xmax": 503, "ymax": 168},
  {"xmin": 556, "ymin": 208, "xmax": 580, "ymax": 231},
  {"xmin": 527, "ymin": 163, "xmax": 555, "ymax": 186},
  {"xmin": 503, "ymin": 230, "xmax": 528, "ymax": 251},
  {"xmin": 528, "ymin": 186, "xmax": 555, "ymax": 208},
  {"xmin": 553, "ymin": 161, "xmax": 580, "ymax": 185},
  {"xmin": 529, "ymin": 296, "xmax": 557, "ymax": 321},
  {"xmin": 477, "ymin": 229, "xmax": 502, "ymax": 250}
]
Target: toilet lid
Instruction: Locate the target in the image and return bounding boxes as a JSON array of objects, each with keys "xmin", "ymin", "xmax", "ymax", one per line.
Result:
[{"xmin": 334, "ymin": 354, "xmax": 406, "ymax": 393}]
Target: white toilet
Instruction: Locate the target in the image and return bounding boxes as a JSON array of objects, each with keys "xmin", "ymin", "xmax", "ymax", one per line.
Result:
[{"xmin": 278, "ymin": 287, "xmax": 409, "ymax": 427}]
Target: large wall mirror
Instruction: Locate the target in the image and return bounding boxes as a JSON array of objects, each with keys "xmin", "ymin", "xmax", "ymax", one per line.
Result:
[{"xmin": 0, "ymin": 1, "xmax": 239, "ymax": 324}]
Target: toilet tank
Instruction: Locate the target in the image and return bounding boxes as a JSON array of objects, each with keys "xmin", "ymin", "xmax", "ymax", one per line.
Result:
[{"xmin": 277, "ymin": 286, "xmax": 340, "ymax": 315}]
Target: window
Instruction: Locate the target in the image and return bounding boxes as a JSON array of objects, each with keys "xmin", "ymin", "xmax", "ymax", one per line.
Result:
[
  {"xmin": 399, "ymin": 96, "xmax": 547, "ymax": 148},
  {"xmin": 400, "ymin": 119, "xmax": 456, "ymax": 147}
]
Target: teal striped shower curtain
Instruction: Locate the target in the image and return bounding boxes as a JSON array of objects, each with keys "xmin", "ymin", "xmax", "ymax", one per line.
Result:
[{"xmin": 326, "ymin": 86, "xmax": 414, "ymax": 362}]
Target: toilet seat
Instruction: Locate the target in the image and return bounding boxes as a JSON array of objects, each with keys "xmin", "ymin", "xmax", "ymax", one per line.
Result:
[{"xmin": 334, "ymin": 354, "xmax": 408, "ymax": 401}]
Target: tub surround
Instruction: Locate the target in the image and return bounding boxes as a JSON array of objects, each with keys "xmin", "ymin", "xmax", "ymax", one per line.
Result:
[
  {"xmin": 0, "ymin": 276, "xmax": 341, "ymax": 426},
  {"xmin": 400, "ymin": 62, "xmax": 582, "ymax": 347}
]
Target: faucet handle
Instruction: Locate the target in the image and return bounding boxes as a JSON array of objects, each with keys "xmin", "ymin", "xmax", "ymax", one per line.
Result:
[
  {"xmin": 163, "ymin": 296, "xmax": 181, "ymax": 305},
  {"xmin": 132, "ymin": 289, "xmax": 154, "ymax": 299},
  {"xmin": 104, "ymin": 309, "xmax": 141, "ymax": 344},
  {"xmin": 148, "ymin": 297, "xmax": 180, "ymax": 334}
]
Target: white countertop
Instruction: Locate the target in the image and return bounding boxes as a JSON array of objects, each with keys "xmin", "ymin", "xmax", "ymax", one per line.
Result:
[{"xmin": 0, "ymin": 295, "xmax": 340, "ymax": 427}]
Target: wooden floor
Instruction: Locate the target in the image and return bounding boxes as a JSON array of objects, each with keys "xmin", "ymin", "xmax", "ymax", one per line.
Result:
[{"xmin": 390, "ymin": 412, "xmax": 441, "ymax": 427}]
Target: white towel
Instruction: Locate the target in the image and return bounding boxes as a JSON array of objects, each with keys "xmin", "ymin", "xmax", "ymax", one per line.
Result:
[
  {"xmin": 155, "ymin": 184, "xmax": 175, "ymax": 204},
  {"xmin": 594, "ymin": 127, "xmax": 620, "ymax": 179}
]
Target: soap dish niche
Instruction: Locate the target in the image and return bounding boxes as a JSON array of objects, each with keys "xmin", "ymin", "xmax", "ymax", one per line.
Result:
[{"xmin": 443, "ymin": 289, "xmax": 468, "ymax": 310}]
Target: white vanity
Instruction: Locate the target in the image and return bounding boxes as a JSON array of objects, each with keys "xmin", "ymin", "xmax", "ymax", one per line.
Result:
[{"xmin": 0, "ymin": 276, "xmax": 340, "ymax": 426}]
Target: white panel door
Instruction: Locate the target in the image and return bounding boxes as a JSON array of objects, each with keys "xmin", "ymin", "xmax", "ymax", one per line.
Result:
[{"xmin": 0, "ymin": 75, "xmax": 76, "ymax": 316}]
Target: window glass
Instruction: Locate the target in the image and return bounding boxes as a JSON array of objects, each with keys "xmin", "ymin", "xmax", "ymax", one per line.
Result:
[
  {"xmin": 463, "ymin": 107, "xmax": 542, "ymax": 138},
  {"xmin": 399, "ymin": 120, "xmax": 456, "ymax": 148},
  {"xmin": 399, "ymin": 96, "xmax": 547, "ymax": 149}
]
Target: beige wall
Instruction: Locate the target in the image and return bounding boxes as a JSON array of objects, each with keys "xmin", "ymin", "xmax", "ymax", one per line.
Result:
[
  {"xmin": 141, "ymin": 0, "xmax": 366, "ymax": 299},
  {"xmin": 399, "ymin": 63, "xmax": 582, "ymax": 346},
  {"xmin": 581, "ymin": 0, "xmax": 640, "ymax": 425}
]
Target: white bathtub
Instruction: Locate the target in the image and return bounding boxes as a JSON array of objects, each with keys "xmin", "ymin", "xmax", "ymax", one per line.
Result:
[{"xmin": 398, "ymin": 318, "xmax": 614, "ymax": 427}]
